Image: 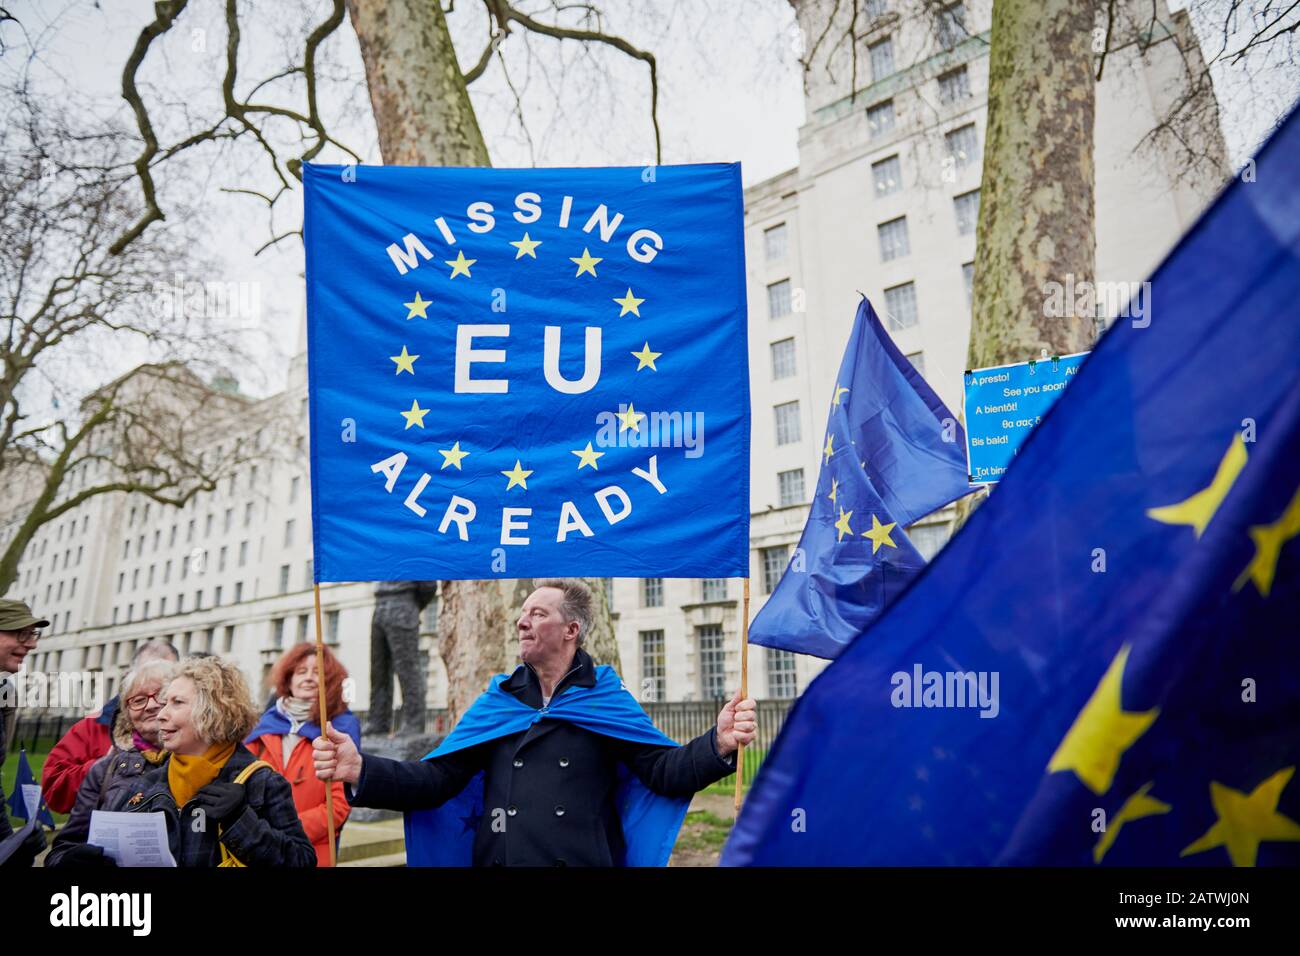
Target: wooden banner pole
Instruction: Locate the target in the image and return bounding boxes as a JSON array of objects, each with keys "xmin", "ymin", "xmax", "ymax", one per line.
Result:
[
  {"xmin": 734, "ymin": 576, "xmax": 750, "ymax": 814},
  {"xmin": 313, "ymin": 583, "xmax": 338, "ymax": 867}
]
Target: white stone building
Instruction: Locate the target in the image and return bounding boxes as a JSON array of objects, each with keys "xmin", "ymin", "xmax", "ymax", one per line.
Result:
[{"xmin": 2, "ymin": 0, "xmax": 1226, "ymax": 715}]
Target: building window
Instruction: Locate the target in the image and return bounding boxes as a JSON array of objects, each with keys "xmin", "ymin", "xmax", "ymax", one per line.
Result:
[
  {"xmin": 298, "ymin": 613, "xmax": 310, "ymax": 642},
  {"xmin": 186, "ymin": 519, "xmax": 195, "ymax": 543},
  {"xmin": 305, "ymin": 560, "xmax": 313, "ymax": 586},
  {"xmin": 290, "ymin": 476, "xmax": 301, "ymax": 504},
  {"xmin": 176, "ymin": 593, "xmax": 184, "ymax": 613},
  {"xmin": 194, "ymin": 590, "xmax": 202, "ymax": 610},
  {"xmin": 117, "ymin": 572, "xmax": 124, "ymax": 594},
  {"xmin": 279, "ymin": 564, "xmax": 290, "ymax": 594},
  {"xmin": 767, "ymin": 648, "xmax": 798, "ymax": 699},
  {"xmin": 271, "ymin": 617, "xmax": 284, "ymax": 649},
  {"xmin": 767, "ymin": 279, "xmax": 792, "ymax": 319},
  {"xmin": 205, "ymin": 514, "xmax": 214, "ymax": 536},
  {"xmin": 945, "ymin": 123, "xmax": 979, "ymax": 170},
  {"xmin": 640, "ymin": 630, "xmax": 665, "ymax": 703},
  {"xmin": 136, "ymin": 535, "xmax": 144, "ymax": 556},
  {"xmin": 218, "ymin": 546, "xmax": 228, "ymax": 572},
  {"xmin": 872, "ymin": 155, "xmax": 901, "ymax": 196},
  {"xmin": 223, "ymin": 625, "xmax": 236, "ymax": 653},
  {"xmin": 641, "ymin": 578, "xmax": 663, "ymax": 608},
  {"xmin": 878, "ymin": 216, "xmax": 910, "ymax": 261},
  {"xmin": 239, "ymin": 540, "xmax": 248, "ymax": 566},
  {"xmin": 774, "ymin": 400, "xmax": 802, "ymax": 446},
  {"xmin": 132, "ymin": 568, "xmax": 139, "ymax": 590},
  {"xmin": 936, "ymin": 1, "xmax": 967, "ymax": 49},
  {"xmin": 907, "ymin": 521, "xmax": 951, "ymax": 560},
  {"xmin": 778, "ymin": 468, "xmax": 805, "ymax": 507},
  {"xmin": 152, "ymin": 530, "xmax": 160, "ymax": 551},
  {"xmin": 937, "ymin": 65, "xmax": 970, "ymax": 105},
  {"xmin": 962, "ymin": 262, "xmax": 975, "ymax": 305},
  {"xmin": 884, "ymin": 281, "xmax": 919, "ymax": 330},
  {"xmin": 698, "ymin": 624, "xmax": 727, "ymax": 700},
  {"xmin": 163, "ymin": 560, "xmax": 171, "ymax": 584},
  {"xmin": 126, "ymin": 603, "xmax": 133, "ymax": 623},
  {"xmin": 700, "ymin": 578, "xmax": 728, "ymax": 602},
  {"xmin": 159, "ymin": 596, "xmax": 166, "ymax": 616},
  {"xmin": 770, "ymin": 338, "xmax": 796, "ymax": 380},
  {"xmin": 954, "ymin": 189, "xmax": 980, "ymax": 236},
  {"xmin": 234, "ymin": 581, "xmax": 243, "ymax": 603},
  {"xmin": 284, "ymin": 520, "xmax": 295, "ymax": 548},
  {"xmin": 865, "ymin": 0, "xmax": 888, "ymax": 20},
  {"xmin": 326, "ymin": 610, "xmax": 340, "ymax": 645},
  {"xmin": 224, "ymin": 508, "xmax": 233, "ymax": 533},
  {"xmin": 244, "ymin": 502, "xmax": 254, "ymax": 527},
  {"xmin": 868, "ymin": 36, "xmax": 894, "ymax": 81},
  {"xmin": 214, "ymin": 585, "xmax": 223, "ymax": 606},
  {"xmin": 761, "ymin": 545, "xmax": 790, "ymax": 594},
  {"xmin": 867, "ymin": 99, "xmax": 896, "ymax": 138},
  {"xmin": 142, "ymin": 600, "xmax": 150, "ymax": 619},
  {"xmin": 906, "ymin": 351, "xmax": 926, "ymax": 378},
  {"xmin": 601, "ymin": 578, "xmax": 614, "ymax": 612},
  {"xmin": 764, "ymin": 223, "xmax": 788, "ymax": 261}
]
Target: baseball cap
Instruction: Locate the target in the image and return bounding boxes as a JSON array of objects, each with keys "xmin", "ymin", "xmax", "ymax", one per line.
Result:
[{"xmin": 0, "ymin": 599, "xmax": 51, "ymax": 631}]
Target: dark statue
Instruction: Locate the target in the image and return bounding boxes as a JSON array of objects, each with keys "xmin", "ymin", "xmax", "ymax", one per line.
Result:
[{"xmin": 367, "ymin": 581, "xmax": 439, "ymax": 736}]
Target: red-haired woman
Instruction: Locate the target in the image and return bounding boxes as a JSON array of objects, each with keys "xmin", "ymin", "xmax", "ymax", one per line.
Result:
[{"xmin": 245, "ymin": 642, "xmax": 361, "ymax": 866}]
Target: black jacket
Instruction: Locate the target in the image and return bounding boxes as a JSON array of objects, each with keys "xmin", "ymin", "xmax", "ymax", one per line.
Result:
[
  {"xmin": 351, "ymin": 649, "xmax": 736, "ymax": 866},
  {"xmin": 49, "ymin": 743, "xmax": 317, "ymax": 868},
  {"xmin": 45, "ymin": 744, "xmax": 157, "ymax": 867}
]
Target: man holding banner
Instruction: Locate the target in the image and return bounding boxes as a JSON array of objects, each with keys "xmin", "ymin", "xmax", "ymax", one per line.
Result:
[{"xmin": 314, "ymin": 579, "xmax": 756, "ymax": 866}]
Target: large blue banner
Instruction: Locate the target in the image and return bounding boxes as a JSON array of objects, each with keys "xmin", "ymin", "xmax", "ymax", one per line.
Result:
[{"xmin": 303, "ymin": 163, "xmax": 750, "ymax": 582}]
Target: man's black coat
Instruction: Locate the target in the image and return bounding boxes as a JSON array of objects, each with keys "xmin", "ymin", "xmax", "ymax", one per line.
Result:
[{"xmin": 350, "ymin": 648, "xmax": 736, "ymax": 866}]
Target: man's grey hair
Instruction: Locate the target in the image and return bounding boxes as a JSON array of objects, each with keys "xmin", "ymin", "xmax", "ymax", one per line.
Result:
[
  {"xmin": 131, "ymin": 639, "xmax": 179, "ymax": 667},
  {"xmin": 534, "ymin": 578, "xmax": 594, "ymax": 648}
]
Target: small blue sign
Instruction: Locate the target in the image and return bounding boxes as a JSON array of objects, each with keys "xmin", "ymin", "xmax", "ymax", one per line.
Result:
[{"xmin": 963, "ymin": 353, "xmax": 1088, "ymax": 483}]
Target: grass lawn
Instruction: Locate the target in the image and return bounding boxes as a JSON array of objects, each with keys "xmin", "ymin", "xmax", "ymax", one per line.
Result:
[{"xmin": 702, "ymin": 745, "xmax": 768, "ymax": 795}]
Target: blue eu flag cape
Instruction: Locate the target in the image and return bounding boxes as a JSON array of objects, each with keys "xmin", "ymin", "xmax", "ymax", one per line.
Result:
[
  {"xmin": 404, "ymin": 665, "xmax": 690, "ymax": 866},
  {"xmin": 723, "ymin": 103, "xmax": 1300, "ymax": 865},
  {"xmin": 303, "ymin": 163, "xmax": 749, "ymax": 582},
  {"xmin": 6, "ymin": 749, "xmax": 54, "ymax": 827},
  {"xmin": 749, "ymin": 298, "xmax": 970, "ymax": 659}
]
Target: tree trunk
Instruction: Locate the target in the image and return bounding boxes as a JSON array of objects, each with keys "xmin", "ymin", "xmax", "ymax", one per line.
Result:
[
  {"xmin": 967, "ymin": 0, "xmax": 1097, "ymax": 369},
  {"xmin": 345, "ymin": 1, "xmax": 619, "ymax": 721}
]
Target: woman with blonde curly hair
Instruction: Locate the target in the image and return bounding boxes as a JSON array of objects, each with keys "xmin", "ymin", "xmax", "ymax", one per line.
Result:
[{"xmin": 64, "ymin": 656, "xmax": 316, "ymax": 867}]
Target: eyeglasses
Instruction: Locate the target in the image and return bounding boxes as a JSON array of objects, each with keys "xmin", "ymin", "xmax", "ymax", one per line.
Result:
[
  {"xmin": 125, "ymin": 692, "xmax": 163, "ymax": 711},
  {"xmin": 5, "ymin": 628, "xmax": 41, "ymax": 646}
]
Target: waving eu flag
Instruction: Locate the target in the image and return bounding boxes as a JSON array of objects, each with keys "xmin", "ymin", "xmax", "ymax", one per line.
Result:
[
  {"xmin": 723, "ymin": 104, "xmax": 1300, "ymax": 866},
  {"xmin": 303, "ymin": 164, "xmax": 749, "ymax": 581},
  {"xmin": 748, "ymin": 298, "xmax": 969, "ymax": 659}
]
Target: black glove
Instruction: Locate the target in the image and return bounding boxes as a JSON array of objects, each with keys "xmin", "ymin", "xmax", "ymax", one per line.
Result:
[
  {"xmin": 191, "ymin": 781, "xmax": 248, "ymax": 825},
  {"xmin": 2, "ymin": 825, "xmax": 47, "ymax": 868},
  {"xmin": 54, "ymin": 842, "xmax": 117, "ymax": 868}
]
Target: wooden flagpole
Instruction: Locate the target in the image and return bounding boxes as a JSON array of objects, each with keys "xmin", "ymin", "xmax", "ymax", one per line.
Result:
[
  {"xmin": 313, "ymin": 583, "xmax": 338, "ymax": 867},
  {"xmin": 734, "ymin": 576, "xmax": 750, "ymax": 814}
]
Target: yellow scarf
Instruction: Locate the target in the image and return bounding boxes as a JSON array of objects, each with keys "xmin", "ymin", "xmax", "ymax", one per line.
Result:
[
  {"xmin": 142, "ymin": 749, "xmax": 168, "ymax": 765},
  {"xmin": 167, "ymin": 741, "xmax": 236, "ymax": 808}
]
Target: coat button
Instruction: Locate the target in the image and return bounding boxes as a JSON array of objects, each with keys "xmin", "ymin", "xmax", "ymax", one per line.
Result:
[
  {"xmin": 513, "ymin": 758, "xmax": 523, "ymax": 768},
  {"xmin": 119, "ymin": 762, "xmax": 126, "ymax": 769},
  {"xmin": 558, "ymin": 757, "xmax": 570, "ymax": 768},
  {"xmin": 507, "ymin": 806, "xmax": 518, "ymax": 817},
  {"xmin": 554, "ymin": 805, "xmax": 565, "ymax": 816}
]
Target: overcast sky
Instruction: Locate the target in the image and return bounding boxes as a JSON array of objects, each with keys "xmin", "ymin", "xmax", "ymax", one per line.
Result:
[{"xmin": 5, "ymin": 0, "xmax": 1296, "ymax": 403}]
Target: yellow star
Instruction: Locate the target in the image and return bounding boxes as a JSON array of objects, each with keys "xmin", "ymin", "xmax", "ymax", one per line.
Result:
[
  {"xmin": 445, "ymin": 250, "xmax": 475, "ymax": 279},
  {"xmin": 501, "ymin": 459, "xmax": 533, "ymax": 491},
  {"xmin": 862, "ymin": 514, "xmax": 897, "ymax": 553},
  {"xmin": 571, "ymin": 442, "xmax": 604, "ymax": 470},
  {"xmin": 1181, "ymin": 767, "xmax": 1300, "ymax": 867},
  {"xmin": 831, "ymin": 384, "xmax": 850, "ymax": 407},
  {"xmin": 1094, "ymin": 782, "xmax": 1172, "ymax": 863},
  {"xmin": 400, "ymin": 399, "xmax": 429, "ymax": 430},
  {"xmin": 827, "ymin": 478, "xmax": 839, "ymax": 507},
  {"xmin": 389, "ymin": 346, "xmax": 418, "ymax": 375},
  {"xmin": 616, "ymin": 403, "xmax": 645, "ymax": 432},
  {"xmin": 823, "ymin": 433, "xmax": 835, "ymax": 465},
  {"xmin": 631, "ymin": 342, "xmax": 661, "ymax": 371},
  {"xmin": 404, "ymin": 292, "xmax": 431, "ymax": 320},
  {"xmin": 1233, "ymin": 482, "xmax": 1300, "ymax": 597},
  {"xmin": 570, "ymin": 247, "xmax": 602, "ymax": 278},
  {"xmin": 510, "ymin": 233, "xmax": 542, "ymax": 259},
  {"xmin": 613, "ymin": 287, "xmax": 645, "ymax": 316},
  {"xmin": 1047, "ymin": 644, "xmax": 1159, "ymax": 795},
  {"xmin": 1147, "ymin": 435, "xmax": 1247, "ymax": 538},
  {"xmin": 438, "ymin": 441, "xmax": 469, "ymax": 470},
  {"xmin": 834, "ymin": 507, "xmax": 854, "ymax": 541}
]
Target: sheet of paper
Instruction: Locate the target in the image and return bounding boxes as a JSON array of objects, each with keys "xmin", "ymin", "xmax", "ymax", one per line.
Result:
[
  {"xmin": 21, "ymin": 783, "xmax": 41, "ymax": 819},
  {"xmin": 88, "ymin": 810, "xmax": 177, "ymax": 867}
]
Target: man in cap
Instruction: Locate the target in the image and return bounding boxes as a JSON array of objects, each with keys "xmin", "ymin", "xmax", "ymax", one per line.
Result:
[{"xmin": 0, "ymin": 599, "xmax": 51, "ymax": 866}]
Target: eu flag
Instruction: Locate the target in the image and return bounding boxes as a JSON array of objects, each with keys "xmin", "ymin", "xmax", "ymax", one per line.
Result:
[
  {"xmin": 723, "ymin": 105, "xmax": 1300, "ymax": 866},
  {"xmin": 6, "ymin": 749, "xmax": 54, "ymax": 828},
  {"xmin": 748, "ymin": 298, "xmax": 970, "ymax": 659},
  {"xmin": 303, "ymin": 164, "xmax": 749, "ymax": 581}
]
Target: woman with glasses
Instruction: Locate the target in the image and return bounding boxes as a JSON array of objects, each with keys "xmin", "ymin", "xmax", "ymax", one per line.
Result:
[{"xmin": 45, "ymin": 660, "xmax": 178, "ymax": 866}]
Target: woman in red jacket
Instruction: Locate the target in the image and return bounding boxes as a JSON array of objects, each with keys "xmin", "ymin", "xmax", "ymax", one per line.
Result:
[{"xmin": 244, "ymin": 642, "xmax": 361, "ymax": 866}]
